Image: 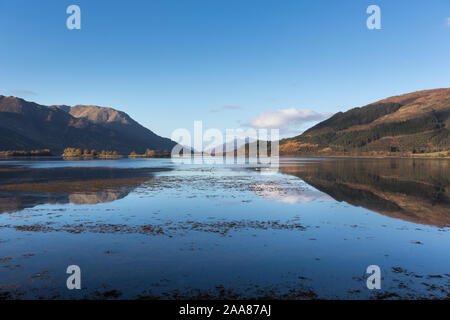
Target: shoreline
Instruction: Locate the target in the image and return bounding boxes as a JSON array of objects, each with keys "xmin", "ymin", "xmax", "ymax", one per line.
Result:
[
  {"xmin": 0, "ymin": 155, "xmax": 449, "ymax": 160},
  {"xmin": 277, "ymin": 153, "xmax": 450, "ymax": 160}
]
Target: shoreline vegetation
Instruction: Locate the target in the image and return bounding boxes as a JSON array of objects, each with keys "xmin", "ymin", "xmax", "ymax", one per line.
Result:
[
  {"xmin": 0, "ymin": 148, "xmax": 448, "ymax": 159},
  {"xmin": 0, "ymin": 149, "xmax": 52, "ymax": 157},
  {"xmin": 62, "ymin": 147, "xmax": 171, "ymax": 159},
  {"xmin": 128, "ymin": 149, "xmax": 171, "ymax": 158},
  {"xmin": 62, "ymin": 148, "xmax": 122, "ymax": 159},
  {"xmin": 275, "ymin": 150, "xmax": 450, "ymax": 159}
]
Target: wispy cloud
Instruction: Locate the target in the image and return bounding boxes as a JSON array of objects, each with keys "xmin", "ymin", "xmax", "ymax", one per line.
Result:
[
  {"xmin": 447, "ymin": 17, "xmax": 450, "ymax": 27},
  {"xmin": 210, "ymin": 105, "xmax": 243, "ymax": 113},
  {"xmin": 246, "ymin": 108, "xmax": 332, "ymax": 130},
  {"xmin": 9, "ymin": 89, "xmax": 37, "ymax": 97}
]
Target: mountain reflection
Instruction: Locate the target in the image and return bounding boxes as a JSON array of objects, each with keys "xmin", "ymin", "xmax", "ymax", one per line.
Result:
[
  {"xmin": 0, "ymin": 166, "xmax": 163, "ymax": 213},
  {"xmin": 1, "ymin": 159, "xmax": 449, "ymax": 227},
  {"xmin": 280, "ymin": 159, "xmax": 450, "ymax": 226}
]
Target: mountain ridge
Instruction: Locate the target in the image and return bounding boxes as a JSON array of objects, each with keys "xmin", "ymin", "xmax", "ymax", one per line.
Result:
[
  {"xmin": 0, "ymin": 95, "xmax": 176, "ymax": 155},
  {"xmin": 280, "ymin": 88, "xmax": 450, "ymax": 155}
]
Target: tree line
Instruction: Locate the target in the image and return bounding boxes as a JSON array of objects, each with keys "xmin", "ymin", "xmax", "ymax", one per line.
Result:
[{"xmin": 62, "ymin": 148, "xmax": 170, "ymax": 158}]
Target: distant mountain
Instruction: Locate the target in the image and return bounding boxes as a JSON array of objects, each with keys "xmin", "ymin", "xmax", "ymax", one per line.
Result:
[
  {"xmin": 206, "ymin": 137, "xmax": 255, "ymax": 155},
  {"xmin": 0, "ymin": 96, "xmax": 177, "ymax": 155},
  {"xmin": 280, "ymin": 88, "xmax": 450, "ymax": 154}
]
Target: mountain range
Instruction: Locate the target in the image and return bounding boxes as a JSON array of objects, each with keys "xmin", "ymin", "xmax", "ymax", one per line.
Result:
[
  {"xmin": 1, "ymin": 88, "xmax": 449, "ymax": 157},
  {"xmin": 0, "ymin": 95, "xmax": 176, "ymax": 155},
  {"xmin": 279, "ymin": 88, "xmax": 450, "ymax": 155}
]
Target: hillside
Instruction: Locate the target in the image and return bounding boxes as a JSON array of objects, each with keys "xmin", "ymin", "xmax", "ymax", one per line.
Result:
[
  {"xmin": 280, "ymin": 88, "xmax": 450, "ymax": 155},
  {"xmin": 0, "ymin": 96, "xmax": 176, "ymax": 155}
]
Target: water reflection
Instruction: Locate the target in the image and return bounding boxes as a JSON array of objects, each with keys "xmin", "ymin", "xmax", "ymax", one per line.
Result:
[
  {"xmin": 279, "ymin": 159, "xmax": 450, "ymax": 226},
  {"xmin": 1, "ymin": 159, "xmax": 449, "ymax": 226},
  {"xmin": 0, "ymin": 166, "xmax": 166, "ymax": 212},
  {"xmin": 0, "ymin": 158, "xmax": 449, "ymax": 299},
  {"xmin": 251, "ymin": 183, "xmax": 332, "ymax": 204}
]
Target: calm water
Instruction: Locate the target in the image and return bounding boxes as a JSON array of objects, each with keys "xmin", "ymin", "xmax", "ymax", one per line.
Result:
[{"xmin": 0, "ymin": 158, "xmax": 449, "ymax": 299}]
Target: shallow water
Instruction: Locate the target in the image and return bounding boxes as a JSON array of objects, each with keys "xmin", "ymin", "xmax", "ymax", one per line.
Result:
[{"xmin": 0, "ymin": 158, "xmax": 449, "ymax": 299}]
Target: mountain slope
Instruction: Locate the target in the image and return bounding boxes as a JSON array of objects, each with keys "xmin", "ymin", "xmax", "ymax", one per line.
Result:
[
  {"xmin": 0, "ymin": 96, "xmax": 176, "ymax": 154},
  {"xmin": 280, "ymin": 88, "xmax": 450, "ymax": 154},
  {"xmin": 66, "ymin": 104, "xmax": 175, "ymax": 152}
]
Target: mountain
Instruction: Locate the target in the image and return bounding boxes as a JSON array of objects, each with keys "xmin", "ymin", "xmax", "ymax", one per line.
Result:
[
  {"xmin": 0, "ymin": 95, "xmax": 177, "ymax": 155},
  {"xmin": 206, "ymin": 137, "xmax": 255, "ymax": 155},
  {"xmin": 280, "ymin": 88, "xmax": 450, "ymax": 155}
]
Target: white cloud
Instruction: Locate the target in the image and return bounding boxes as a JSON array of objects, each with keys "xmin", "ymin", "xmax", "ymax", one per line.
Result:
[
  {"xmin": 447, "ymin": 17, "xmax": 450, "ymax": 27},
  {"xmin": 247, "ymin": 108, "xmax": 332, "ymax": 129}
]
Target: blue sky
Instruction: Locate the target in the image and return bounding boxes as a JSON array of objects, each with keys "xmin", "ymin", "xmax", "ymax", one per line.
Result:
[{"xmin": 1, "ymin": 0, "xmax": 449, "ymax": 139}]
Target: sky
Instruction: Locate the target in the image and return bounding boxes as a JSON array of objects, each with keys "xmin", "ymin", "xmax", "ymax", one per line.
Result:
[{"xmin": 1, "ymin": 0, "xmax": 449, "ymax": 139}]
